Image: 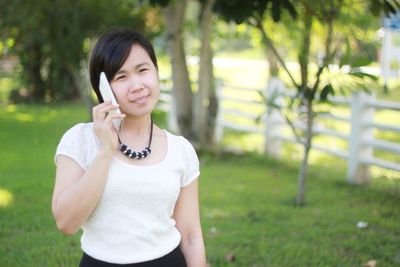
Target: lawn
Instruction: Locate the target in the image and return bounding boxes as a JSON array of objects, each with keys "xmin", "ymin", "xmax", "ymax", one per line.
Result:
[{"xmin": 0, "ymin": 103, "xmax": 399, "ymax": 266}]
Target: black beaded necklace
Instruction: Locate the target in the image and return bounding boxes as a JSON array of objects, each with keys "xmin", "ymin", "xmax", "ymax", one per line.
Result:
[{"xmin": 117, "ymin": 118, "xmax": 153, "ymax": 160}]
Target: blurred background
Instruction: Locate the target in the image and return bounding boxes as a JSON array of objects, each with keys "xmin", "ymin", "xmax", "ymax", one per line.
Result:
[{"xmin": 0, "ymin": 0, "xmax": 399, "ymax": 266}]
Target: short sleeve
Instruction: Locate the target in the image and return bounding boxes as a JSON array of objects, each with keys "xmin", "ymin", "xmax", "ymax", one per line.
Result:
[
  {"xmin": 179, "ymin": 137, "xmax": 200, "ymax": 187},
  {"xmin": 54, "ymin": 123, "xmax": 92, "ymax": 170}
]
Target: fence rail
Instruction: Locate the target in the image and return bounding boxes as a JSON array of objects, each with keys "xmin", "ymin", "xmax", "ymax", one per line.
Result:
[{"xmin": 158, "ymin": 79, "xmax": 400, "ymax": 183}]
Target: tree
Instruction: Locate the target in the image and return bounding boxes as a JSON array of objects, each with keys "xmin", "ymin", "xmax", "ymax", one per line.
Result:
[
  {"xmin": 162, "ymin": 0, "xmax": 194, "ymax": 138},
  {"xmin": 194, "ymin": 0, "xmax": 218, "ymax": 146},
  {"xmin": 0, "ymin": 0, "xmax": 146, "ymax": 102},
  {"xmin": 152, "ymin": 0, "xmax": 218, "ymax": 146},
  {"xmin": 214, "ymin": 0, "xmax": 399, "ymax": 205}
]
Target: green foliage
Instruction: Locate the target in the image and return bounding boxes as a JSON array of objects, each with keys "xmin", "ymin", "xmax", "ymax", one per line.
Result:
[
  {"xmin": 214, "ymin": 0, "xmax": 296, "ymax": 24},
  {"xmin": 0, "ymin": 0, "xmax": 148, "ymax": 102},
  {"xmin": 319, "ymin": 66, "xmax": 380, "ymax": 100},
  {"xmin": 348, "ymin": 71, "xmax": 379, "ymax": 81},
  {"xmin": 148, "ymin": 0, "xmax": 170, "ymax": 7},
  {"xmin": 0, "ymin": 103, "xmax": 399, "ymax": 266},
  {"xmin": 369, "ymin": 0, "xmax": 400, "ymax": 16},
  {"xmin": 319, "ymin": 84, "xmax": 334, "ymax": 101}
]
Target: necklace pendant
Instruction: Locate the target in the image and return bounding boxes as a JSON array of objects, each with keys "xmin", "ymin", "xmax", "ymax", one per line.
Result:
[
  {"xmin": 117, "ymin": 118, "xmax": 153, "ymax": 160},
  {"xmin": 119, "ymin": 143, "xmax": 152, "ymax": 160},
  {"xmin": 120, "ymin": 144, "xmax": 128, "ymax": 152}
]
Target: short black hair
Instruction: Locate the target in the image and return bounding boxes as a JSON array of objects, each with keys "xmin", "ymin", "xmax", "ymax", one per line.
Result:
[{"xmin": 89, "ymin": 28, "xmax": 158, "ymax": 102}]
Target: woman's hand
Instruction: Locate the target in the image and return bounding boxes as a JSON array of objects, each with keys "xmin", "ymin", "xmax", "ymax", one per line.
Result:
[{"xmin": 92, "ymin": 101, "xmax": 126, "ymax": 154}]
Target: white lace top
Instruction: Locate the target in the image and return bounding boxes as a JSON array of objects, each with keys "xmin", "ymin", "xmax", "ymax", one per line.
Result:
[{"xmin": 54, "ymin": 123, "xmax": 200, "ymax": 264}]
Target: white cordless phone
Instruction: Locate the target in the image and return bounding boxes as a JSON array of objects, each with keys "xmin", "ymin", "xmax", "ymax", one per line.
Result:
[{"xmin": 99, "ymin": 72, "xmax": 123, "ymax": 132}]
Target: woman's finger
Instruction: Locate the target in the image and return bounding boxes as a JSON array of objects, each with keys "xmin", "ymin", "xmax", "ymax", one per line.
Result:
[
  {"xmin": 92, "ymin": 101, "xmax": 112, "ymax": 121},
  {"xmin": 94, "ymin": 103, "xmax": 120, "ymax": 122},
  {"xmin": 100, "ymin": 105, "xmax": 120, "ymax": 121},
  {"xmin": 103, "ymin": 112, "xmax": 126, "ymax": 127}
]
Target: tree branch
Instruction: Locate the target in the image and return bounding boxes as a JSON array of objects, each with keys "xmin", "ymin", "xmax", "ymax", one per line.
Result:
[
  {"xmin": 251, "ymin": 14, "xmax": 300, "ymax": 89},
  {"xmin": 284, "ymin": 113, "xmax": 305, "ymax": 146},
  {"xmin": 300, "ymin": 0, "xmax": 324, "ymax": 21},
  {"xmin": 311, "ymin": 0, "xmax": 337, "ymax": 93}
]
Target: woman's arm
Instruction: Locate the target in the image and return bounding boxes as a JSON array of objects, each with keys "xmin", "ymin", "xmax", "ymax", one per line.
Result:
[
  {"xmin": 173, "ymin": 179, "xmax": 206, "ymax": 267},
  {"xmin": 51, "ymin": 102, "xmax": 124, "ymax": 235},
  {"xmin": 52, "ymin": 150, "xmax": 113, "ymax": 235}
]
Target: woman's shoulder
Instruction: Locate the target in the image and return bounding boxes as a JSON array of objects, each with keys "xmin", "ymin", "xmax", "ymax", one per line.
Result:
[
  {"xmin": 162, "ymin": 129, "xmax": 198, "ymax": 157},
  {"xmin": 59, "ymin": 122, "xmax": 96, "ymax": 144},
  {"xmin": 163, "ymin": 129, "xmax": 194, "ymax": 148},
  {"xmin": 65, "ymin": 121, "xmax": 94, "ymax": 131},
  {"xmin": 162, "ymin": 130, "xmax": 200, "ymax": 186},
  {"xmin": 55, "ymin": 122, "xmax": 96, "ymax": 170},
  {"xmin": 62, "ymin": 122, "xmax": 94, "ymax": 136}
]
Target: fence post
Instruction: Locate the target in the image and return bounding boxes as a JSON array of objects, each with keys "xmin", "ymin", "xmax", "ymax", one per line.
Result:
[
  {"xmin": 264, "ymin": 77, "xmax": 286, "ymax": 158},
  {"xmin": 348, "ymin": 92, "xmax": 375, "ymax": 184}
]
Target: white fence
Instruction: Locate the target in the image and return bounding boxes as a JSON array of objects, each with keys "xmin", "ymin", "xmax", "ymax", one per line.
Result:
[{"xmin": 158, "ymin": 80, "xmax": 400, "ymax": 183}]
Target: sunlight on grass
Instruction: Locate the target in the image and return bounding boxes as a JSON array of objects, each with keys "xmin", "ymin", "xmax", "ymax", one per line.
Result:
[
  {"xmin": 38, "ymin": 109, "xmax": 59, "ymax": 122},
  {"xmin": 0, "ymin": 188, "xmax": 13, "ymax": 208},
  {"xmin": 223, "ymin": 132, "xmax": 264, "ymax": 153},
  {"xmin": 371, "ymin": 167, "xmax": 400, "ymax": 180},
  {"xmin": 15, "ymin": 113, "xmax": 34, "ymax": 122},
  {"xmin": 215, "ymin": 60, "xmax": 268, "ymax": 89},
  {"xmin": 5, "ymin": 104, "xmax": 17, "ymax": 113},
  {"xmin": 1, "ymin": 104, "xmax": 60, "ymax": 123}
]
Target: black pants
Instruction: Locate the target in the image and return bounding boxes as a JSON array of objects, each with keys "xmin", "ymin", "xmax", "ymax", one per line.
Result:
[{"xmin": 79, "ymin": 246, "xmax": 187, "ymax": 267}]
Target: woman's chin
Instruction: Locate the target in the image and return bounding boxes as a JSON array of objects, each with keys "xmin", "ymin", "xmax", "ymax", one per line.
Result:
[{"xmin": 122, "ymin": 105, "xmax": 156, "ymax": 118}]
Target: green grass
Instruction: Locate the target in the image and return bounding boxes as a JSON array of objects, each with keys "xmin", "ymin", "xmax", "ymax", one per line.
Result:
[
  {"xmin": 1, "ymin": 103, "xmax": 400, "ymax": 266},
  {"xmin": 0, "ymin": 103, "xmax": 89, "ymax": 266}
]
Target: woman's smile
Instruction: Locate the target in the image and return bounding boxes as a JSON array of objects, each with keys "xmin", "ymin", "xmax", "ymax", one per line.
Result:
[{"xmin": 130, "ymin": 94, "xmax": 150, "ymax": 104}]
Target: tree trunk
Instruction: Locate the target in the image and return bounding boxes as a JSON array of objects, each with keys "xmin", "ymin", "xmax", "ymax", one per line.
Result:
[
  {"xmin": 296, "ymin": 5, "xmax": 314, "ymax": 206},
  {"xmin": 296, "ymin": 99, "xmax": 313, "ymax": 206},
  {"xmin": 194, "ymin": 0, "xmax": 217, "ymax": 147},
  {"xmin": 164, "ymin": 0, "xmax": 193, "ymax": 139},
  {"xmin": 298, "ymin": 7, "xmax": 313, "ymax": 89},
  {"xmin": 63, "ymin": 65, "xmax": 81, "ymax": 99},
  {"xmin": 25, "ymin": 43, "xmax": 46, "ymax": 101},
  {"xmin": 66, "ymin": 63, "xmax": 95, "ymax": 119},
  {"xmin": 266, "ymin": 49, "xmax": 279, "ymax": 77}
]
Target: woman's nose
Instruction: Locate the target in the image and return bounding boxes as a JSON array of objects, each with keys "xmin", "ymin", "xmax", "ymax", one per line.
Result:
[{"xmin": 129, "ymin": 78, "xmax": 144, "ymax": 93}]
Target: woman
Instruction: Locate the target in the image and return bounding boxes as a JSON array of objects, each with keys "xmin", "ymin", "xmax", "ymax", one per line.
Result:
[{"xmin": 52, "ymin": 28, "xmax": 206, "ymax": 267}]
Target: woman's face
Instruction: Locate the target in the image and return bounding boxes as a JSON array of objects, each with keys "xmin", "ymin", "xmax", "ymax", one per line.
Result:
[{"xmin": 110, "ymin": 44, "xmax": 160, "ymax": 118}]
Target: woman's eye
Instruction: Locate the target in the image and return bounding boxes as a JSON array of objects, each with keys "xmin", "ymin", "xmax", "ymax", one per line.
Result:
[
  {"xmin": 139, "ymin": 68, "xmax": 148, "ymax": 73},
  {"xmin": 116, "ymin": 75, "xmax": 125, "ymax": 81}
]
